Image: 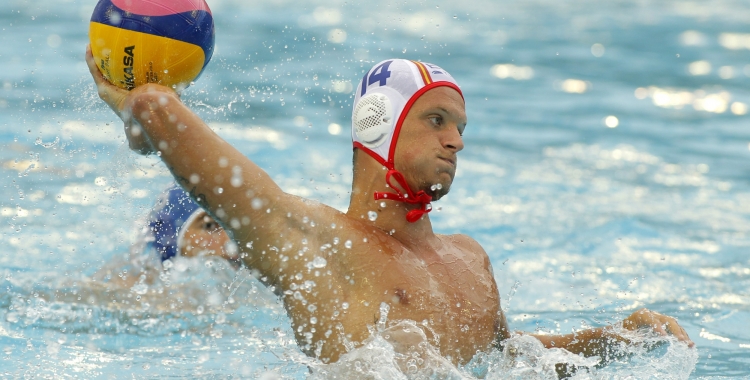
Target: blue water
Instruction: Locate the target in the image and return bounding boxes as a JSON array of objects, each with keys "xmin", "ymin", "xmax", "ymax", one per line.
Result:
[{"xmin": 1, "ymin": 0, "xmax": 749, "ymax": 378}]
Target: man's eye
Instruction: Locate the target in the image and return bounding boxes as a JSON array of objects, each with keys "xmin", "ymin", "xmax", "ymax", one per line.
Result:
[{"xmin": 429, "ymin": 116, "xmax": 442, "ymax": 126}]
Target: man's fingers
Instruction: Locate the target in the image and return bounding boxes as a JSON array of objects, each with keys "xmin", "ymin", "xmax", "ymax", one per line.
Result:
[
  {"xmin": 86, "ymin": 45, "xmax": 133, "ymax": 118},
  {"xmin": 626, "ymin": 309, "xmax": 694, "ymax": 347},
  {"xmin": 85, "ymin": 45, "xmax": 104, "ymax": 82},
  {"xmin": 665, "ymin": 320, "xmax": 694, "ymax": 347},
  {"xmin": 86, "ymin": 45, "xmax": 117, "ymax": 95},
  {"xmin": 655, "ymin": 316, "xmax": 694, "ymax": 347},
  {"xmin": 85, "ymin": 46, "xmax": 111, "ymax": 99}
]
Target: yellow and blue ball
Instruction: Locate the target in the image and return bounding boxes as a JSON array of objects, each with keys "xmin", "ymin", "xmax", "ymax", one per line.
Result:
[{"xmin": 89, "ymin": 0, "xmax": 215, "ymax": 91}]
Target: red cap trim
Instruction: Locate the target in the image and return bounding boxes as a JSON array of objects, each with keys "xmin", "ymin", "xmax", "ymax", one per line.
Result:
[
  {"xmin": 354, "ymin": 78, "xmax": 463, "ymax": 223},
  {"xmin": 353, "ymin": 141, "xmax": 389, "ymax": 168},
  {"xmin": 386, "ymin": 81, "xmax": 463, "ymax": 166}
]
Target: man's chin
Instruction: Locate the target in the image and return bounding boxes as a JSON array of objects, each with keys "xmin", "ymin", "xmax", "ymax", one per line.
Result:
[{"xmin": 427, "ymin": 182, "xmax": 451, "ymax": 201}]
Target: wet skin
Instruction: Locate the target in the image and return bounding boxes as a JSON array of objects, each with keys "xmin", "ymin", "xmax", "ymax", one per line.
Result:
[
  {"xmin": 180, "ymin": 211, "xmax": 238, "ymax": 264},
  {"xmin": 86, "ymin": 46, "xmax": 693, "ymax": 365}
]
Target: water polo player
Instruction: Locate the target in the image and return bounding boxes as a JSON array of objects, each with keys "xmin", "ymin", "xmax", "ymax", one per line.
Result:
[
  {"xmin": 147, "ymin": 185, "xmax": 238, "ymax": 265},
  {"xmin": 86, "ymin": 48, "xmax": 692, "ymax": 367},
  {"xmin": 93, "ymin": 185, "xmax": 238, "ymax": 288}
]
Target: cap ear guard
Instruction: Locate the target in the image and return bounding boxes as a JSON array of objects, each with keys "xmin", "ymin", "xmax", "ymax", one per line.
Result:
[{"xmin": 354, "ymin": 93, "xmax": 394, "ymax": 149}]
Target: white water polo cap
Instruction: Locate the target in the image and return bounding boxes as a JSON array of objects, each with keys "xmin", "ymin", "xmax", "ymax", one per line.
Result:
[{"xmin": 351, "ymin": 59, "xmax": 463, "ymax": 222}]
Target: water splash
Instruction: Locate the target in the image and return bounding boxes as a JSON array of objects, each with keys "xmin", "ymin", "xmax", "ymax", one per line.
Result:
[
  {"xmin": 307, "ymin": 319, "xmax": 697, "ymax": 380},
  {"xmin": 309, "ymin": 320, "xmax": 465, "ymax": 379}
]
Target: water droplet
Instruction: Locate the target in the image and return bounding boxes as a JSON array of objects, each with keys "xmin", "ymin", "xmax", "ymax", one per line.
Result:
[
  {"xmin": 341, "ymin": 302, "xmax": 349, "ymax": 309},
  {"xmin": 310, "ymin": 317, "xmax": 318, "ymax": 324},
  {"xmin": 379, "ymin": 201, "xmax": 386, "ymax": 208},
  {"xmin": 344, "ymin": 240, "xmax": 352, "ymax": 249},
  {"xmin": 230, "ymin": 166, "xmax": 243, "ymax": 187},
  {"xmin": 368, "ymin": 211, "xmax": 378, "ymax": 221},
  {"xmin": 215, "ymin": 313, "xmax": 226, "ymax": 324},
  {"xmin": 377, "ymin": 302, "xmax": 390, "ymax": 331},
  {"xmin": 311, "ymin": 256, "xmax": 327, "ymax": 268}
]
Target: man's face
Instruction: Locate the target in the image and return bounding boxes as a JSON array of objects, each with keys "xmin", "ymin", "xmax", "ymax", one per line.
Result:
[
  {"xmin": 180, "ymin": 212, "xmax": 236, "ymax": 262},
  {"xmin": 394, "ymin": 86, "xmax": 466, "ymax": 200}
]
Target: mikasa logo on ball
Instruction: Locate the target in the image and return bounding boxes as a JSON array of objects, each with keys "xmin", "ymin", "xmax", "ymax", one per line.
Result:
[
  {"xmin": 122, "ymin": 45, "xmax": 135, "ymax": 90},
  {"xmin": 354, "ymin": 93, "xmax": 393, "ymax": 149}
]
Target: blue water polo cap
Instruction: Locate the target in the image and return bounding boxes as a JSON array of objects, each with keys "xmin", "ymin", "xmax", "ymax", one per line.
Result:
[{"xmin": 148, "ymin": 186, "xmax": 201, "ymax": 262}]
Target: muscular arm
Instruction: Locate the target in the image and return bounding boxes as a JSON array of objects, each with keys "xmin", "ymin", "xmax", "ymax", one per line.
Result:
[
  {"xmin": 526, "ymin": 308, "xmax": 693, "ymax": 362},
  {"xmin": 530, "ymin": 309, "xmax": 694, "ymax": 363},
  {"xmin": 85, "ymin": 45, "xmax": 308, "ymax": 284},
  {"xmin": 528, "ymin": 326, "xmax": 625, "ymax": 360},
  {"xmin": 448, "ymin": 235, "xmax": 692, "ymax": 365}
]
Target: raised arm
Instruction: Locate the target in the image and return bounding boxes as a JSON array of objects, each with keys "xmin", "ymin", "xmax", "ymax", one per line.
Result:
[{"xmin": 85, "ymin": 45, "xmax": 308, "ymax": 283}]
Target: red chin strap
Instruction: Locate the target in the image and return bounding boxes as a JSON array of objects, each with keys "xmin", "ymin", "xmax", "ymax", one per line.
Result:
[{"xmin": 373, "ymin": 169, "xmax": 432, "ymax": 223}]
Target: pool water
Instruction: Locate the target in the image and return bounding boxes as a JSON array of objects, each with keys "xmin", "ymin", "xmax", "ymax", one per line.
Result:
[{"xmin": 1, "ymin": 0, "xmax": 749, "ymax": 378}]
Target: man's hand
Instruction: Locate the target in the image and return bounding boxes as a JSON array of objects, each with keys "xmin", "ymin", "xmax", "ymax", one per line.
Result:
[
  {"xmin": 85, "ymin": 44, "xmax": 179, "ymax": 154},
  {"xmin": 623, "ymin": 308, "xmax": 694, "ymax": 347},
  {"xmin": 85, "ymin": 44, "xmax": 130, "ymax": 120}
]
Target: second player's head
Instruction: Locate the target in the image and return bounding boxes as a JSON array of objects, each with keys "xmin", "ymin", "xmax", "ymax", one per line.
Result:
[{"xmin": 147, "ymin": 186, "xmax": 236, "ymax": 264}]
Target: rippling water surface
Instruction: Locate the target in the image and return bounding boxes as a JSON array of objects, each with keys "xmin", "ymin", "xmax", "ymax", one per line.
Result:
[{"xmin": 1, "ymin": 0, "xmax": 749, "ymax": 378}]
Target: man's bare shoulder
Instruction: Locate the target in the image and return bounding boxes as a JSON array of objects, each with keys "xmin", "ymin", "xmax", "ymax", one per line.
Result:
[
  {"xmin": 439, "ymin": 233, "xmax": 493, "ymax": 269},
  {"xmin": 281, "ymin": 195, "xmax": 375, "ymax": 232},
  {"xmin": 439, "ymin": 233, "xmax": 486, "ymax": 254},
  {"xmin": 260, "ymin": 194, "xmax": 396, "ymax": 252}
]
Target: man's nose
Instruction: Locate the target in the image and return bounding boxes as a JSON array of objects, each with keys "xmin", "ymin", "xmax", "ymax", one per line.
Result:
[{"xmin": 443, "ymin": 125, "xmax": 464, "ymax": 153}]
